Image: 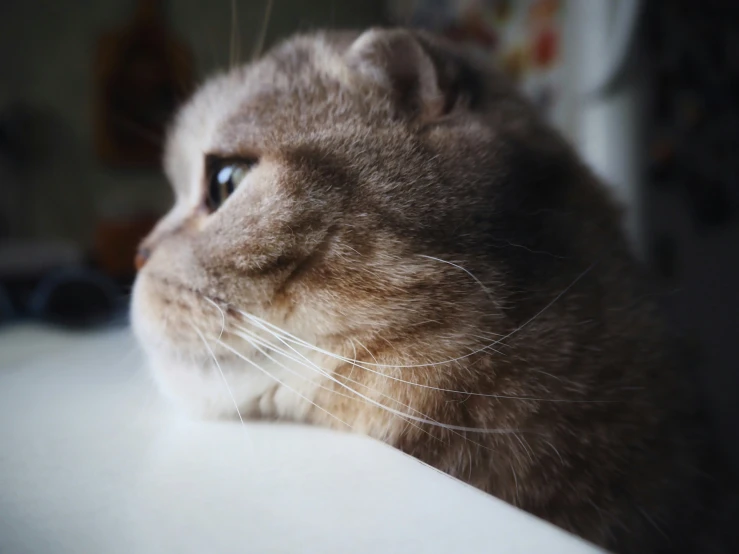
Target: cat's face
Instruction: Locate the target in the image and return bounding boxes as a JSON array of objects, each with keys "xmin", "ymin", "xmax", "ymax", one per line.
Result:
[{"xmin": 132, "ymin": 29, "xmax": 583, "ymax": 419}]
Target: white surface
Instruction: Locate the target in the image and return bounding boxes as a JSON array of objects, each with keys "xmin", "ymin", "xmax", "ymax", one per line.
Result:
[{"xmin": 0, "ymin": 324, "xmax": 603, "ymax": 553}]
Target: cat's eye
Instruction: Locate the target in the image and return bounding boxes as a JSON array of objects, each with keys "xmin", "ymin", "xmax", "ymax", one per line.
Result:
[{"xmin": 206, "ymin": 158, "xmax": 257, "ymax": 212}]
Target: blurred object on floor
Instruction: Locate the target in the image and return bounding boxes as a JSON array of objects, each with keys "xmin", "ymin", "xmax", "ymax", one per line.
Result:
[
  {"xmin": 94, "ymin": 0, "xmax": 195, "ymax": 168},
  {"xmin": 0, "ymin": 284, "xmax": 12, "ymax": 324},
  {"xmin": 28, "ymin": 266, "xmax": 124, "ymax": 329},
  {"xmin": 0, "ymin": 239, "xmax": 124, "ymax": 329}
]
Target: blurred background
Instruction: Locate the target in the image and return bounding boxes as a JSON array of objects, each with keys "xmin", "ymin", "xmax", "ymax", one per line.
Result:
[{"xmin": 0, "ymin": 0, "xmax": 737, "ymax": 468}]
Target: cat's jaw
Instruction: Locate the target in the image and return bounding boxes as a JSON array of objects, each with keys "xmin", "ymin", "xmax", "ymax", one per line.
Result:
[
  {"xmin": 141, "ymin": 348, "xmax": 294, "ymax": 420},
  {"xmin": 135, "ymin": 332, "xmax": 331, "ymax": 422},
  {"xmin": 130, "ymin": 270, "xmax": 325, "ymax": 421}
]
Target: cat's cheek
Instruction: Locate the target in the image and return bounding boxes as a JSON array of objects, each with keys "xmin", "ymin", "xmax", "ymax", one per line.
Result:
[
  {"xmin": 130, "ymin": 273, "xmax": 179, "ymax": 351},
  {"xmin": 132, "ymin": 277, "xmax": 243, "ymax": 418}
]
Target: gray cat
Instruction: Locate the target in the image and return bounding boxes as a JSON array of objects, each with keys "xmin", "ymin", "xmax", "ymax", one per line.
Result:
[{"xmin": 131, "ymin": 29, "xmax": 736, "ymax": 553}]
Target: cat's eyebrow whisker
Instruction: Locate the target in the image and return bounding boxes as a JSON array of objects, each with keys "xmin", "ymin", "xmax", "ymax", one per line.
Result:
[{"xmin": 251, "ymin": 0, "xmax": 274, "ymax": 61}]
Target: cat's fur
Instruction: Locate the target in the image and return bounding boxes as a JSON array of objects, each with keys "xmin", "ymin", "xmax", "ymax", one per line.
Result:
[{"xmin": 132, "ymin": 29, "xmax": 735, "ymax": 553}]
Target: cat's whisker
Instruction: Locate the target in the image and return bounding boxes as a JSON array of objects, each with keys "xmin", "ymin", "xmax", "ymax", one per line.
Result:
[
  {"xmin": 231, "ymin": 323, "xmax": 424, "ymax": 415},
  {"xmin": 465, "ymin": 334, "xmax": 507, "ymax": 356},
  {"xmin": 215, "ymin": 338, "xmax": 353, "ymax": 429},
  {"xmin": 229, "ymin": 326, "xmax": 365, "ymax": 407},
  {"xmin": 543, "ymin": 439, "xmax": 565, "ymax": 465},
  {"xmin": 224, "ymin": 263, "xmax": 596, "ymax": 372},
  {"xmin": 417, "ymin": 254, "xmax": 501, "ymax": 309},
  {"xmin": 205, "ymin": 296, "xmax": 226, "ymax": 340},
  {"xmin": 351, "ymin": 336, "xmax": 380, "ymax": 365},
  {"xmin": 495, "ymin": 261, "xmax": 599, "ymax": 344},
  {"xmin": 230, "ymin": 320, "xmax": 428, "ymax": 417},
  {"xmin": 225, "ymin": 321, "xmax": 527, "ymax": 435},
  {"xmin": 510, "ymin": 460, "xmax": 521, "ymax": 506},
  {"xmin": 511, "ymin": 432, "xmax": 535, "ymax": 464},
  {"xmin": 230, "ymin": 325, "xmax": 443, "ymax": 444},
  {"xmin": 345, "ymin": 337, "xmax": 412, "ymax": 442},
  {"xmin": 469, "ymin": 329, "xmax": 507, "ymax": 339},
  {"xmin": 231, "ymin": 327, "xmax": 443, "ymax": 442},
  {"xmin": 193, "ymin": 326, "xmax": 251, "ymax": 441},
  {"xmin": 346, "ymin": 338, "xmax": 359, "ymax": 382},
  {"xmin": 497, "ymin": 240, "xmax": 568, "ymax": 260},
  {"xmin": 229, "ymin": 311, "xmax": 616, "ymax": 404}
]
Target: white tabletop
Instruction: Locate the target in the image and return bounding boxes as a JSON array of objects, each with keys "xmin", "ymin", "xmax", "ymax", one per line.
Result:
[{"xmin": 0, "ymin": 324, "xmax": 603, "ymax": 553}]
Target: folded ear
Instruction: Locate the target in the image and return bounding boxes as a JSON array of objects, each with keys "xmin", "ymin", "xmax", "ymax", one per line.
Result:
[{"xmin": 345, "ymin": 28, "xmax": 482, "ymax": 120}]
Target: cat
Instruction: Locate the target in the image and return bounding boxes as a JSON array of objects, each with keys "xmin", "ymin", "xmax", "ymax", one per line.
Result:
[{"xmin": 131, "ymin": 28, "xmax": 736, "ymax": 553}]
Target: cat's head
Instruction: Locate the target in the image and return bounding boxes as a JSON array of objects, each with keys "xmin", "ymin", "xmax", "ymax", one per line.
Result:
[{"xmin": 132, "ymin": 29, "xmax": 613, "ymax": 418}]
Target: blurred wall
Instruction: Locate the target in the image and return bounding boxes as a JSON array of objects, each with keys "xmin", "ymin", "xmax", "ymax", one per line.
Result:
[
  {"xmin": 0, "ymin": 0, "xmax": 385, "ymax": 247},
  {"xmin": 642, "ymin": 0, "xmax": 739, "ymax": 471}
]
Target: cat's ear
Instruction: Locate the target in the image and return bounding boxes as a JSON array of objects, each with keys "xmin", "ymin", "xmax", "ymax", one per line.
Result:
[{"xmin": 345, "ymin": 28, "xmax": 482, "ymax": 120}]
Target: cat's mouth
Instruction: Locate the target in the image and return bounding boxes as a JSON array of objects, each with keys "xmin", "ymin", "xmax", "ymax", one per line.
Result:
[
  {"xmin": 133, "ymin": 271, "xmax": 218, "ymax": 348},
  {"xmin": 143, "ymin": 271, "xmax": 225, "ymax": 306},
  {"xmin": 133, "ymin": 270, "xmax": 275, "ymax": 364},
  {"xmin": 143, "ymin": 270, "xmax": 266, "ymax": 323}
]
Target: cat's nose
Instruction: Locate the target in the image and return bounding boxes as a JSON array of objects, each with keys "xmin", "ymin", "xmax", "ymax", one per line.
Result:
[{"xmin": 134, "ymin": 247, "xmax": 151, "ymax": 271}]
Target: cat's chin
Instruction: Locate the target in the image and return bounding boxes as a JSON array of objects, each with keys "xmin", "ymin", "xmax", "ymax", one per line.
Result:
[
  {"xmin": 142, "ymin": 348, "xmax": 279, "ymax": 421},
  {"xmin": 131, "ymin": 277, "xmax": 267, "ymax": 419}
]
